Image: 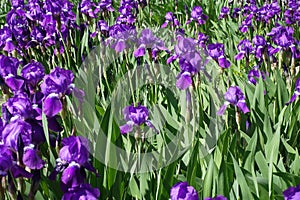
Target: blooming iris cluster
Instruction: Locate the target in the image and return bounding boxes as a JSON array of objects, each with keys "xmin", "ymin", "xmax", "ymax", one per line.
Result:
[
  {"xmin": 50, "ymin": 136, "xmax": 100, "ymax": 199},
  {"xmin": 0, "ymin": 0, "xmax": 77, "ymax": 54},
  {"xmin": 267, "ymin": 25, "xmax": 300, "ymax": 58},
  {"xmin": 120, "ymin": 104, "xmax": 157, "ymax": 135},
  {"xmin": 0, "ymin": 54, "xmax": 94, "ymax": 199},
  {"xmin": 217, "ymin": 86, "xmax": 250, "ymax": 115},
  {"xmin": 284, "ymin": 0, "xmax": 300, "ymax": 25},
  {"xmin": 168, "ymin": 36, "xmax": 204, "ymax": 90},
  {"xmin": 255, "ymin": 2, "xmax": 281, "ymax": 23}
]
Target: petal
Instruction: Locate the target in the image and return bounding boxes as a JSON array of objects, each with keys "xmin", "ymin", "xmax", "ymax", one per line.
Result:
[
  {"xmin": 61, "ymin": 163, "xmax": 84, "ymax": 191},
  {"xmin": 217, "ymin": 103, "xmax": 228, "ymax": 115},
  {"xmin": 11, "ymin": 165, "xmax": 33, "ymax": 178},
  {"xmin": 235, "ymin": 51, "xmax": 245, "ymax": 60},
  {"xmin": 176, "ymin": 72, "xmax": 192, "ymax": 90},
  {"xmin": 145, "ymin": 120, "xmax": 159, "ymax": 133},
  {"xmin": 114, "ymin": 40, "xmax": 126, "ymax": 52},
  {"xmin": 236, "ymin": 101, "xmax": 250, "ymax": 113},
  {"xmin": 134, "ymin": 46, "xmax": 146, "ymax": 57},
  {"xmin": 43, "ymin": 93, "xmax": 62, "ymax": 117},
  {"xmin": 4, "ymin": 75, "xmax": 24, "ymax": 91},
  {"xmin": 161, "ymin": 21, "xmax": 168, "ymax": 28},
  {"xmin": 22, "ymin": 146, "xmax": 45, "ymax": 170},
  {"xmin": 218, "ymin": 56, "xmax": 231, "ymax": 68},
  {"xmin": 120, "ymin": 121, "xmax": 134, "ymax": 134},
  {"xmin": 286, "ymin": 94, "xmax": 298, "ymax": 105}
]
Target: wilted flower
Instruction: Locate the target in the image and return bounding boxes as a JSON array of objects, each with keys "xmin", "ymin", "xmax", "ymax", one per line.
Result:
[
  {"xmin": 217, "ymin": 86, "xmax": 250, "ymax": 115},
  {"xmin": 120, "ymin": 104, "xmax": 157, "ymax": 134},
  {"xmin": 170, "ymin": 182, "xmax": 199, "ymax": 200},
  {"xmin": 283, "ymin": 184, "xmax": 300, "ymax": 200},
  {"xmin": 286, "ymin": 78, "xmax": 300, "ymax": 105}
]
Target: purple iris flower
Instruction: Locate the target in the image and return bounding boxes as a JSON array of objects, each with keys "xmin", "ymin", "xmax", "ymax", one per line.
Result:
[
  {"xmin": 40, "ymin": 67, "xmax": 75, "ymax": 117},
  {"xmin": 2, "ymin": 119, "xmax": 32, "ymax": 151},
  {"xmin": 286, "ymin": 78, "xmax": 300, "ymax": 105},
  {"xmin": 50, "ymin": 136, "xmax": 97, "ymax": 194},
  {"xmin": 79, "ymin": 0, "xmax": 97, "ymax": 18},
  {"xmin": 91, "ymin": 20, "xmax": 109, "ymax": 38},
  {"xmin": 161, "ymin": 12, "xmax": 180, "ymax": 28},
  {"xmin": 98, "ymin": 0, "xmax": 114, "ymax": 12},
  {"xmin": 267, "ymin": 25, "xmax": 298, "ymax": 56},
  {"xmin": 256, "ymin": 2, "xmax": 280, "ymax": 23},
  {"xmin": 248, "ymin": 66, "xmax": 266, "ymax": 85},
  {"xmin": 120, "ymin": 104, "xmax": 157, "ymax": 134},
  {"xmin": 59, "ymin": 136, "xmax": 90, "ymax": 165},
  {"xmin": 197, "ymin": 32, "xmax": 208, "ymax": 48},
  {"xmin": 2, "ymin": 93, "xmax": 35, "ymax": 121},
  {"xmin": 167, "ymin": 36, "xmax": 203, "ymax": 90},
  {"xmin": 0, "ymin": 55, "xmax": 20, "ymax": 79},
  {"xmin": 170, "ymin": 182, "xmax": 199, "ymax": 200},
  {"xmin": 108, "ymin": 23, "xmax": 137, "ymax": 53},
  {"xmin": 21, "ymin": 61, "xmax": 45, "ymax": 89},
  {"xmin": 239, "ymin": 14, "xmax": 253, "ymax": 33},
  {"xmin": 133, "ymin": 29, "xmax": 167, "ymax": 58},
  {"xmin": 0, "ymin": 144, "xmax": 13, "ymax": 176},
  {"xmin": 217, "ymin": 86, "xmax": 250, "ymax": 115},
  {"xmin": 207, "ymin": 43, "xmax": 231, "ymax": 69},
  {"xmin": 0, "ymin": 27, "xmax": 16, "ymax": 52},
  {"xmin": 231, "ymin": 7, "xmax": 241, "ymax": 18},
  {"xmin": 22, "ymin": 144, "xmax": 45, "ymax": 170},
  {"xmin": 283, "ymin": 184, "xmax": 300, "ymax": 200},
  {"xmin": 204, "ymin": 195, "xmax": 228, "ymax": 200},
  {"xmin": 186, "ymin": 6, "xmax": 208, "ymax": 25},
  {"xmin": 62, "ymin": 184, "xmax": 100, "ymax": 200},
  {"xmin": 219, "ymin": 7, "xmax": 230, "ymax": 19},
  {"xmin": 0, "ymin": 144, "xmax": 33, "ymax": 179},
  {"xmin": 252, "ymin": 35, "xmax": 267, "ymax": 59},
  {"xmin": 235, "ymin": 39, "xmax": 253, "ymax": 60},
  {"xmin": 60, "ymin": 162, "xmax": 86, "ymax": 191}
]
